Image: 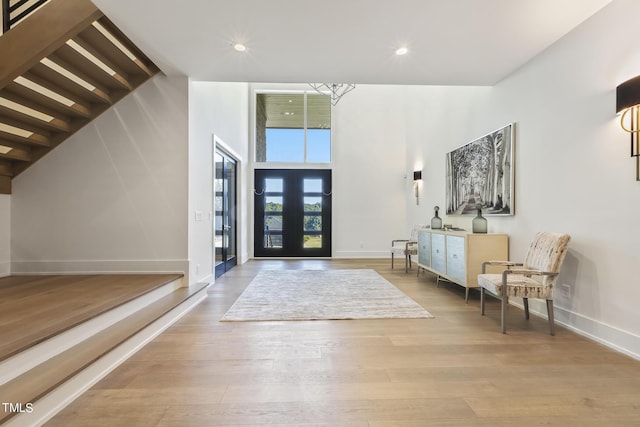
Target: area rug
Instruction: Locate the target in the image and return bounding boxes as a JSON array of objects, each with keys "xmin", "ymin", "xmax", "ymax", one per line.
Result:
[{"xmin": 220, "ymin": 269, "xmax": 433, "ymax": 321}]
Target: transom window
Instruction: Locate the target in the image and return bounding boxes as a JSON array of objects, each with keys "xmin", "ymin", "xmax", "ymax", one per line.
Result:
[{"xmin": 255, "ymin": 92, "xmax": 331, "ymax": 163}]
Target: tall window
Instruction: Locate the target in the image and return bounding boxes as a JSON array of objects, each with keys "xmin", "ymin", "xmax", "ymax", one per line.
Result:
[{"xmin": 255, "ymin": 92, "xmax": 331, "ymax": 163}]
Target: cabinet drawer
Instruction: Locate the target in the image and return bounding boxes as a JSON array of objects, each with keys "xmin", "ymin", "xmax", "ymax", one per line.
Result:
[
  {"xmin": 431, "ymin": 233, "xmax": 445, "ymax": 274},
  {"xmin": 418, "ymin": 231, "xmax": 431, "ymax": 267},
  {"xmin": 446, "ymin": 235, "xmax": 466, "ymax": 284}
]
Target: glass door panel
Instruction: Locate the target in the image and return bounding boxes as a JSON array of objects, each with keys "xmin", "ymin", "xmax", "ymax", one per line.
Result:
[
  {"xmin": 264, "ymin": 178, "xmax": 284, "ymax": 248},
  {"xmin": 303, "ymin": 179, "xmax": 323, "ymax": 249}
]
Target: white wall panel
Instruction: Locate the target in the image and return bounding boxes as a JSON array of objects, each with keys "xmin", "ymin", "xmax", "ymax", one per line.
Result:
[
  {"xmin": 11, "ymin": 76, "xmax": 190, "ymax": 278},
  {"xmin": 404, "ymin": 0, "xmax": 640, "ymax": 356},
  {"xmin": 188, "ymin": 81, "xmax": 250, "ymax": 283}
]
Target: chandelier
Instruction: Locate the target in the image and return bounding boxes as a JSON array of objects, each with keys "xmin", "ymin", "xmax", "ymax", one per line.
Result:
[{"xmin": 309, "ymin": 83, "xmax": 356, "ymax": 105}]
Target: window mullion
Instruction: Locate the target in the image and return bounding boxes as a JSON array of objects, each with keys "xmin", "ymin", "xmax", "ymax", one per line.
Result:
[{"xmin": 303, "ymin": 91, "xmax": 308, "ymax": 163}]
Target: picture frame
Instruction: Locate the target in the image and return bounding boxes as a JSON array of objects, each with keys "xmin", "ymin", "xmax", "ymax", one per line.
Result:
[{"xmin": 446, "ymin": 123, "xmax": 515, "ymax": 216}]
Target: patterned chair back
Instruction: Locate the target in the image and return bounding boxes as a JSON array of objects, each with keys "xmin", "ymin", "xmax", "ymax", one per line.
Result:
[{"xmin": 523, "ymin": 232, "xmax": 571, "ymax": 287}]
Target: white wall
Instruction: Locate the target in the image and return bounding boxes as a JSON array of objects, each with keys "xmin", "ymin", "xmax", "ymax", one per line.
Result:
[
  {"xmin": 404, "ymin": 0, "xmax": 640, "ymax": 358},
  {"xmin": 332, "ymin": 85, "xmax": 409, "ymax": 257},
  {"xmin": 0, "ymin": 195, "xmax": 9, "ymax": 276},
  {"xmin": 404, "ymin": 86, "xmax": 493, "ymax": 226},
  {"xmin": 245, "ymin": 83, "xmax": 409, "ymax": 259},
  {"xmin": 188, "ymin": 81, "xmax": 250, "ymax": 284},
  {"xmin": 11, "ymin": 75, "xmax": 190, "ymax": 278}
]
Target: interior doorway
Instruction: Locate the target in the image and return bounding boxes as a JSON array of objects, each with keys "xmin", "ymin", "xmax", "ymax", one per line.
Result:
[
  {"xmin": 214, "ymin": 148, "xmax": 238, "ymax": 277},
  {"xmin": 254, "ymin": 169, "xmax": 332, "ymax": 257}
]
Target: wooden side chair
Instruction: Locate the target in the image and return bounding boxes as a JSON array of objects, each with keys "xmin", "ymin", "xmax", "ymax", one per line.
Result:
[
  {"xmin": 478, "ymin": 232, "xmax": 571, "ymax": 335},
  {"xmin": 391, "ymin": 224, "xmax": 429, "ymax": 273}
]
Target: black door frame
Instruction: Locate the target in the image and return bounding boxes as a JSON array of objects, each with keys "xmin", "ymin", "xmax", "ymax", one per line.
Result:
[
  {"xmin": 214, "ymin": 148, "xmax": 238, "ymax": 278},
  {"xmin": 254, "ymin": 169, "xmax": 332, "ymax": 257}
]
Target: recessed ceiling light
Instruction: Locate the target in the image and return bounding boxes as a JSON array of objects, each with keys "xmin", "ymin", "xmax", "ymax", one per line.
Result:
[
  {"xmin": 233, "ymin": 43, "xmax": 247, "ymax": 52},
  {"xmin": 395, "ymin": 46, "xmax": 408, "ymax": 56}
]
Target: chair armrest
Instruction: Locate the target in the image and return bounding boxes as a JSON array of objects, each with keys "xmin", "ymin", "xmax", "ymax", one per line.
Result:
[
  {"xmin": 481, "ymin": 260, "xmax": 523, "ymax": 273},
  {"xmin": 392, "ymin": 239, "xmax": 409, "ymax": 245}
]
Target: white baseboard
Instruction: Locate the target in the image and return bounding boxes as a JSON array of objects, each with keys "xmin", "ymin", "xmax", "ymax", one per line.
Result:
[
  {"xmin": 0, "ymin": 261, "xmax": 9, "ymax": 277},
  {"xmin": 512, "ymin": 299, "xmax": 640, "ymax": 361},
  {"xmin": 333, "ymin": 251, "xmax": 389, "ymax": 258}
]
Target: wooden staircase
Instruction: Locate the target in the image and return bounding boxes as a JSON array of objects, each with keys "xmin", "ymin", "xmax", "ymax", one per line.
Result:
[
  {"xmin": 0, "ymin": 274, "xmax": 209, "ymax": 426},
  {"xmin": 0, "ymin": 0, "xmax": 160, "ymax": 194}
]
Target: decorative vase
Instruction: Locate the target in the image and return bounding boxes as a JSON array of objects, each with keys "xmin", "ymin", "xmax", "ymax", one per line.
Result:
[
  {"xmin": 472, "ymin": 204, "xmax": 487, "ymax": 233},
  {"xmin": 431, "ymin": 206, "xmax": 443, "ymax": 229}
]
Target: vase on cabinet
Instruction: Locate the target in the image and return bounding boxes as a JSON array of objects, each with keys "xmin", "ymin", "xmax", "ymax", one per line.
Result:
[
  {"xmin": 472, "ymin": 204, "xmax": 487, "ymax": 233},
  {"xmin": 431, "ymin": 206, "xmax": 443, "ymax": 229}
]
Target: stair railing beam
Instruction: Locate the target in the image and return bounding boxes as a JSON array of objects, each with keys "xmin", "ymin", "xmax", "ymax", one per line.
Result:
[
  {"xmin": 2, "ymin": 0, "xmax": 9, "ymax": 33},
  {"xmin": 8, "ymin": 0, "xmax": 49, "ymax": 29}
]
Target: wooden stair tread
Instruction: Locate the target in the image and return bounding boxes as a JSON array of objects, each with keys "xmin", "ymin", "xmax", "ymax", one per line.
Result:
[
  {"xmin": 0, "ymin": 274, "xmax": 183, "ymax": 362},
  {"xmin": 0, "ymin": 281, "xmax": 208, "ymax": 424}
]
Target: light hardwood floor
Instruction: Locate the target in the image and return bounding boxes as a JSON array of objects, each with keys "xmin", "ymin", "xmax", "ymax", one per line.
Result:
[{"xmin": 47, "ymin": 259, "xmax": 640, "ymax": 426}]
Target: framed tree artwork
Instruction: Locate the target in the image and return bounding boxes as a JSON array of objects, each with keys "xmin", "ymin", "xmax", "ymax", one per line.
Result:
[{"xmin": 446, "ymin": 123, "xmax": 514, "ymax": 216}]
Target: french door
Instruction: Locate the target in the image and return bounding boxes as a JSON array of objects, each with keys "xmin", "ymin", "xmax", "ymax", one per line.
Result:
[
  {"xmin": 214, "ymin": 149, "xmax": 237, "ymax": 277},
  {"xmin": 254, "ymin": 169, "xmax": 331, "ymax": 257}
]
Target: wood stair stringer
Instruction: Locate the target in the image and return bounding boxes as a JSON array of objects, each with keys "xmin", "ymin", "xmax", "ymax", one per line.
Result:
[{"xmin": 0, "ymin": 0, "xmax": 160, "ymax": 193}]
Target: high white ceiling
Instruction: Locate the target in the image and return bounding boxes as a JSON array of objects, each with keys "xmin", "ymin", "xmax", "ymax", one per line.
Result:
[{"xmin": 92, "ymin": 0, "xmax": 612, "ymax": 86}]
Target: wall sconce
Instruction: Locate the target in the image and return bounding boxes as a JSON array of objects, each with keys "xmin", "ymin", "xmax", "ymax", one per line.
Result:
[
  {"xmin": 413, "ymin": 170, "xmax": 422, "ymax": 205},
  {"xmin": 616, "ymin": 75, "xmax": 640, "ymax": 180}
]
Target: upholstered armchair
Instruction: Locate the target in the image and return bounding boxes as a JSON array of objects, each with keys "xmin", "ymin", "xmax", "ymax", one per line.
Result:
[
  {"xmin": 391, "ymin": 224, "xmax": 429, "ymax": 273},
  {"xmin": 478, "ymin": 232, "xmax": 571, "ymax": 335}
]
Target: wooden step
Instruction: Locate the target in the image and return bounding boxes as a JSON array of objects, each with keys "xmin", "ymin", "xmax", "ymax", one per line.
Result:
[
  {"xmin": 0, "ymin": 276, "xmax": 210, "ymax": 426},
  {"xmin": 0, "ymin": 274, "xmax": 184, "ymax": 362}
]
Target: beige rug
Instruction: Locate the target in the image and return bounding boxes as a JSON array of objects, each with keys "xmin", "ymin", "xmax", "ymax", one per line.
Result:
[{"xmin": 220, "ymin": 269, "xmax": 433, "ymax": 321}]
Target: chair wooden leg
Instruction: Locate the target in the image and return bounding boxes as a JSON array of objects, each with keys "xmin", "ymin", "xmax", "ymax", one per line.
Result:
[
  {"xmin": 546, "ymin": 299, "xmax": 555, "ymax": 336},
  {"xmin": 523, "ymin": 298, "xmax": 529, "ymax": 320},
  {"xmin": 405, "ymin": 254, "xmax": 410, "ymax": 273},
  {"xmin": 391, "ymin": 253, "xmax": 394, "ymax": 269},
  {"xmin": 480, "ymin": 288, "xmax": 485, "ymax": 315},
  {"xmin": 501, "ymin": 296, "xmax": 508, "ymax": 334}
]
